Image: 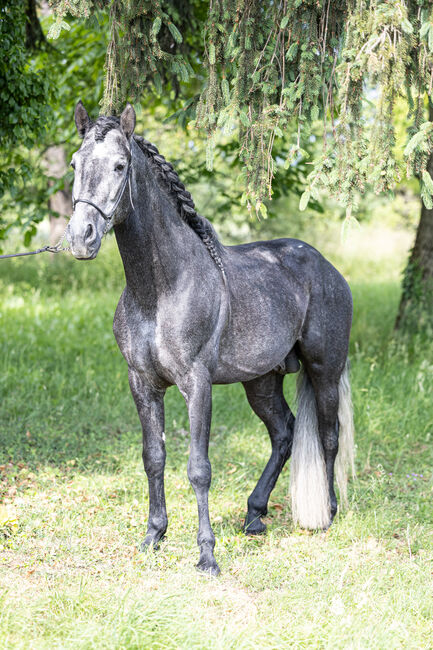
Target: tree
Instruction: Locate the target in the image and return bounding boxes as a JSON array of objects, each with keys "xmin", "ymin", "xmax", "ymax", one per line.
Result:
[
  {"xmin": 0, "ymin": 1, "xmax": 107, "ymax": 247},
  {"xmin": 396, "ymin": 100, "xmax": 433, "ymax": 334},
  {"xmin": 6, "ymin": 1, "xmax": 433, "ymax": 331},
  {"xmin": 0, "ymin": 0, "xmax": 51, "ymax": 244}
]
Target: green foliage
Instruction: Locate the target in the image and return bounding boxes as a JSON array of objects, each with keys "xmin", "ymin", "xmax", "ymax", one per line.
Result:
[
  {"xmin": 0, "ymin": 3, "xmax": 51, "ymax": 243},
  {"xmin": 48, "ymin": 0, "xmax": 433, "ymax": 215},
  {"xmin": 49, "ymin": 0, "xmax": 206, "ymax": 114},
  {"xmin": 0, "ymin": 12, "xmax": 107, "ymax": 249}
]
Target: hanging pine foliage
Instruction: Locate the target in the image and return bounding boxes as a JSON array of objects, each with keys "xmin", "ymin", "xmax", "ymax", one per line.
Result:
[{"xmin": 49, "ymin": 0, "xmax": 433, "ymax": 213}]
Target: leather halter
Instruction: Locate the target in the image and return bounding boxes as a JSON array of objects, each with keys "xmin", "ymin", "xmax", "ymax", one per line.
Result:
[{"xmin": 72, "ymin": 162, "xmax": 132, "ymax": 234}]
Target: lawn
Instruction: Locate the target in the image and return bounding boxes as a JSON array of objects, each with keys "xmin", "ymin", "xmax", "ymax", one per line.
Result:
[{"xmin": 1, "ymin": 226, "xmax": 432, "ymax": 649}]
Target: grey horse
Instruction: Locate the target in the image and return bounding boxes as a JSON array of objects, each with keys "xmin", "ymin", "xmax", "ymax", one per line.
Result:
[{"xmin": 67, "ymin": 101, "xmax": 355, "ymax": 576}]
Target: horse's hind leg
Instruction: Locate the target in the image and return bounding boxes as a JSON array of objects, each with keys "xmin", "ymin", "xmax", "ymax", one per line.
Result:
[
  {"xmin": 307, "ymin": 371, "xmax": 340, "ymax": 522},
  {"xmin": 290, "ymin": 358, "xmax": 353, "ymax": 530},
  {"xmin": 242, "ymin": 372, "xmax": 294, "ymax": 535}
]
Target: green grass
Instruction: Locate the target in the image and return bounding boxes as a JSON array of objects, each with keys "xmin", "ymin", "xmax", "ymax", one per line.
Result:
[{"xmin": 1, "ymin": 226, "xmax": 433, "ymax": 649}]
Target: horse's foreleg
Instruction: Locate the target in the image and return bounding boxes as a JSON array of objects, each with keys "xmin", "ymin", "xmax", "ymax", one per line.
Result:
[
  {"xmin": 128, "ymin": 369, "xmax": 168, "ymax": 548},
  {"xmin": 180, "ymin": 370, "xmax": 219, "ymax": 576},
  {"xmin": 242, "ymin": 372, "xmax": 294, "ymax": 535}
]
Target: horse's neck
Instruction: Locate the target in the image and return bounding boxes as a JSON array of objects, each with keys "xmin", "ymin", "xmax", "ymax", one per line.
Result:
[{"xmin": 114, "ymin": 153, "xmax": 208, "ymax": 301}]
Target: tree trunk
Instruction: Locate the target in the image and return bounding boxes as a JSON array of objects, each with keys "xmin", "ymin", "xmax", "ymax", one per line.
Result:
[
  {"xmin": 395, "ymin": 143, "xmax": 433, "ymax": 333},
  {"xmin": 43, "ymin": 146, "xmax": 71, "ymax": 251}
]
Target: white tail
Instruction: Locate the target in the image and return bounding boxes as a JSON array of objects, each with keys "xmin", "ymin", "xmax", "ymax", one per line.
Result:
[
  {"xmin": 335, "ymin": 361, "xmax": 356, "ymax": 507},
  {"xmin": 290, "ymin": 362, "xmax": 355, "ymax": 529}
]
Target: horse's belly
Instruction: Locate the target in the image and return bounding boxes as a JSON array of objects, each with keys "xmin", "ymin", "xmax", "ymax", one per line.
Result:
[
  {"xmin": 212, "ymin": 279, "xmax": 306, "ymax": 383},
  {"xmin": 213, "ymin": 320, "xmax": 301, "ymax": 383}
]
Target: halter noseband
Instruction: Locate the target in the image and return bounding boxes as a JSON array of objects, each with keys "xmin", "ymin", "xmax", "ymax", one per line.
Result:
[{"xmin": 72, "ymin": 161, "xmax": 133, "ymax": 235}]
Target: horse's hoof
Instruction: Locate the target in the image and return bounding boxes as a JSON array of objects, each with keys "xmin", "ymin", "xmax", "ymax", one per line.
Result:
[
  {"xmin": 139, "ymin": 534, "xmax": 165, "ymax": 551},
  {"xmin": 244, "ymin": 517, "xmax": 267, "ymax": 536},
  {"xmin": 196, "ymin": 558, "xmax": 221, "ymax": 577}
]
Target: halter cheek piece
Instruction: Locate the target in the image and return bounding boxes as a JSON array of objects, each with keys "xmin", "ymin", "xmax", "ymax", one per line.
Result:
[{"xmin": 72, "ymin": 161, "xmax": 133, "ymax": 235}]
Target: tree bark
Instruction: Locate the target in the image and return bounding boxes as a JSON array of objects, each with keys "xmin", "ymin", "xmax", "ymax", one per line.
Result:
[
  {"xmin": 43, "ymin": 146, "xmax": 71, "ymax": 250},
  {"xmin": 395, "ymin": 121, "xmax": 433, "ymax": 332}
]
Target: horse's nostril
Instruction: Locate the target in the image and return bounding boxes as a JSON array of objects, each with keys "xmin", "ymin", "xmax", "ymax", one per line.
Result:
[{"xmin": 84, "ymin": 223, "xmax": 94, "ymax": 243}]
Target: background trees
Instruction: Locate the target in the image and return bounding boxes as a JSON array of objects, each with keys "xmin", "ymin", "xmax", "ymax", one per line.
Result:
[{"xmin": 1, "ymin": 1, "xmax": 433, "ymax": 331}]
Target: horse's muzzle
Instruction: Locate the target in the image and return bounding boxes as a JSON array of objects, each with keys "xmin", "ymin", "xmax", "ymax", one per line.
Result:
[{"xmin": 66, "ymin": 212, "xmax": 104, "ymax": 260}]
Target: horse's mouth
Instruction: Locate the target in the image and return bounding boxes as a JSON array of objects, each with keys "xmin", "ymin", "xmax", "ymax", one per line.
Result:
[
  {"xmin": 69, "ymin": 238, "xmax": 102, "ymax": 260},
  {"xmin": 74, "ymin": 252, "xmax": 98, "ymax": 261},
  {"xmin": 73, "ymin": 250, "xmax": 98, "ymax": 260},
  {"xmin": 71, "ymin": 246, "xmax": 100, "ymax": 261}
]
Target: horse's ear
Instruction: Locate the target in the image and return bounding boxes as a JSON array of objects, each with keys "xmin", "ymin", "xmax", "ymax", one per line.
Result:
[
  {"xmin": 75, "ymin": 101, "xmax": 90, "ymax": 138},
  {"xmin": 120, "ymin": 103, "xmax": 136, "ymax": 140}
]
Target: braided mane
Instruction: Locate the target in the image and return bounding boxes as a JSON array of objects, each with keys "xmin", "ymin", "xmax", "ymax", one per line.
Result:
[
  {"xmin": 86, "ymin": 116, "xmax": 225, "ymax": 276},
  {"xmin": 133, "ymin": 135, "xmax": 225, "ymax": 276}
]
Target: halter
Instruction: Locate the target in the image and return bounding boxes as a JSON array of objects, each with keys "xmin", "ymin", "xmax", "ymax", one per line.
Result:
[{"xmin": 72, "ymin": 161, "xmax": 134, "ymax": 235}]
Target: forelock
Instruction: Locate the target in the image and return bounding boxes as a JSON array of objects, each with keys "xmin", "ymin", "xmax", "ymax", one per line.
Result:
[{"xmin": 88, "ymin": 116, "xmax": 121, "ymax": 142}]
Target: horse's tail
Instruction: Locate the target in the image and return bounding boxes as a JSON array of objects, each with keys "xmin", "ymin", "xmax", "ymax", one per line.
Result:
[
  {"xmin": 290, "ymin": 362, "xmax": 355, "ymax": 529},
  {"xmin": 335, "ymin": 361, "xmax": 356, "ymax": 508}
]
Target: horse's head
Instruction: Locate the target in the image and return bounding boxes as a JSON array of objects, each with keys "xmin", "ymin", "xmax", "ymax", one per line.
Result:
[{"xmin": 67, "ymin": 101, "xmax": 136, "ymax": 260}]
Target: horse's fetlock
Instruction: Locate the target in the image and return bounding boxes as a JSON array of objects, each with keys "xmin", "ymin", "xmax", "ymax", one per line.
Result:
[
  {"xmin": 149, "ymin": 514, "xmax": 167, "ymax": 534},
  {"xmin": 197, "ymin": 533, "xmax": 215, "ymax": 550},
  {"xmin": 247, "ymin": 496, "xmax": 267, "ymax": 517}
]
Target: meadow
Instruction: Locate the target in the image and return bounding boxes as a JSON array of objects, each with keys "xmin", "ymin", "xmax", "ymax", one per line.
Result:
[{"xmin": 1, "ymin": 224, "xmax": 432, "ymax": 649}]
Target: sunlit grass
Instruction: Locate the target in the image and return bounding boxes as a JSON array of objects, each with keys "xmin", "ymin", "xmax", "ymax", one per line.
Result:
[{"xmin": 1, "ymin": 225, "xmax": 433, "ymax": 648}]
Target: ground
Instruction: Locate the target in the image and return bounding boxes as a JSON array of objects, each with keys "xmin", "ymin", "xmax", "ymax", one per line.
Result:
[{"xmin": 1, "ymin": 224, "xmax": 432, "ymax": 649}]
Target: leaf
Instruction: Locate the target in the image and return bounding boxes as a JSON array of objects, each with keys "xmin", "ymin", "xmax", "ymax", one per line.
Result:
[
  {"xmin": 280, "ymin": 15, "xmax": 289, "ymax": 30},
  {"xmin": 239, "ymin": 110, "xmax": 250, "ymax": 127},
  {"xmin": 221, "ymin": 78, "xmax": 230, "ymax": 104},
  {"xmin": 299, "ymin": 190, "xmax": 311, "ymax": 211},
  {"xmin": 286, "ymin": 42, "xmax": 298, "ymax": 61},
  {"xmin": 153, "ymin": 73, "xmax": 162, "ymax": 95},
  {"xmin": 209, "ymin": 43, "xmax": 216, "ymax": 65},
  {"xmin": 422, "ymin": 189, "xmax": 433, "ymax": 209},
  {"xmin": 404, "ymin": 130, "xmax": 425, "ymax": 157},
  {"xmin": 422, "ymin": 169, "xmax": 433, "ymax": 194},
  {"xmin": 311, "ymin": 105, "xmax": 319, "ymax": 121},
  {"xmin": 429, "ymin": 26, "xmax": 433, "ymax": 53},
  {"xmin": 257, "ymin": 202, "xmax": 268, "ymax": 219},
  {"xmin": 152, "ymin": 17, "xmax": 162, "ymax": 37},
  {"xmin": 401, "ymin": 18, "xmax": 413, "ymax": 35},
  {"xmin": 420, "ymin": 21, "xmax": 430, "ymax": 39},
  {"xmin": 167, "ymin": 22, "xmax": 182, "ymax": 44}
]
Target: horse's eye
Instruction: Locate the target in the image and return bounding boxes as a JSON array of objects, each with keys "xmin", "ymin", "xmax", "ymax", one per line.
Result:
[{"xmin": 115, "ymin": 163, "xmax": 125, "ymax": 172}]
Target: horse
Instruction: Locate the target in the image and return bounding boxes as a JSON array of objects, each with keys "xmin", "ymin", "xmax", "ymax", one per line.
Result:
[{"xmin": 66, "ymin": 101, "xmax": 355, "ymax": 576}]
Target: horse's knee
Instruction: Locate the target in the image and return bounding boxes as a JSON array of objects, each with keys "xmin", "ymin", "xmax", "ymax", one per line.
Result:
[
  {"xmin": 187, "ymin": 456, "xmax": 211, "ymax": 490},
  {"xmin": 142, "ymin": 447, "xmax": 165, "ymax": 477}
]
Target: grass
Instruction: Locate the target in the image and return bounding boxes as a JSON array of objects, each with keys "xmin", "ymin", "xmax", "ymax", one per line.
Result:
[{"xmin": 1, "ymin": 224, "xmax": 433, "ymax": 649}]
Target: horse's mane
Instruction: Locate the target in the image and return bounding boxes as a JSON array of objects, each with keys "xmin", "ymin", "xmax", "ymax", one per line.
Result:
[{"xmin": 87, "ymin": 116, "xmax": 225, "ymax": 276}]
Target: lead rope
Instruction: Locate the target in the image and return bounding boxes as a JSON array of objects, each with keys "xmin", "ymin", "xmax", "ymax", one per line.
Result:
[{"xmin": 0, "ymin": 223, "xmax": 70, "ymax": 260}]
